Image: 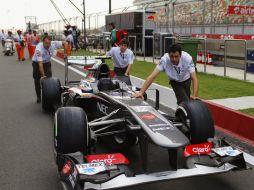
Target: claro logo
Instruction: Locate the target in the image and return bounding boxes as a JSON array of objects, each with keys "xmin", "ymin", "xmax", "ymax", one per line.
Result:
[{"xmin": 184, "ymin": 142, "xmax": 213, "ymax": 157}]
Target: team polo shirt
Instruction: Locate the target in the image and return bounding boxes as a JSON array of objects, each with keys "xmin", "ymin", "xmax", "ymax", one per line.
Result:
[
  {"xmin": 14, "ymin": 34, "xmax": 24, "ymax": 43},
  {"xmin": 106, "ymin": 47, "xmax": 134, "ymax": 68},
  {"xmin": 156, "ymin": 51, "xmax": 195, "ymax": 82},
  {"xmin": 65, "ymin": 34, "xmax": 73, "ymax": 45},
  {"xmin": 32, "ymin": 41, "xmax": 62, "ymax": 63}
]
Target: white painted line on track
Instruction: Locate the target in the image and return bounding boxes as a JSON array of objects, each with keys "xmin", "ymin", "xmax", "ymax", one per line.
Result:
[{"xmin": 51, "ymin": 57, "xmax": 87, "ymax": 77}]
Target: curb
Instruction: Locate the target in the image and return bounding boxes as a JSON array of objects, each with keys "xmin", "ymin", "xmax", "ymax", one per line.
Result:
[{"xmin": 204, "ymin": 100, "xmax": 254, "ymax": 145}]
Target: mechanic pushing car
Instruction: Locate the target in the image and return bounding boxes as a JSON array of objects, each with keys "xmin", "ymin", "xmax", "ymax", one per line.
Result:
[
  {"xmin": 134, "ymin": 44, "xmax": 199, "ymax": 104},
  {"xmin": 106, "ymin": 39, "xmax": 134, "ymax": 77},
  {"xmin": 32, "ymin": 36, "xmax": 68, "ymax": 103}
]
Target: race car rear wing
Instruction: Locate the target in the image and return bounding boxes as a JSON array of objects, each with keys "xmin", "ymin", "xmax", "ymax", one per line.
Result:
[{"xmin": 65, "ymin": 56, "xmax": 111, "ymax": 85}]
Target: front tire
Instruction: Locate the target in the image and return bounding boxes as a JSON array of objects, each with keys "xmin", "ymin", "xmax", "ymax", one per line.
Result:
[
  {"xmin": 41, "ymin": 77, "xmax": 61, "ymax": 111},
  {"xmin": 54, "ymin": 107, "xmax": 89, "ymax": 154},
  {"xmin": 175, "ymin": 100, "xmax": 215, "ymax": 144}
]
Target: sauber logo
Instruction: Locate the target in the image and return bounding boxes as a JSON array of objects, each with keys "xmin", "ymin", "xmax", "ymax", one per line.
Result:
[
  {"xmin": 85, "ymin": 153, "xmax": 130, "ymax": 166},
  {"xmin": 184, "ymin": 142, "xmax": 213, "ymax": 157},
  {"xmin": 140, "ymin": 113, "xmax": 156, "ymax": 120}
]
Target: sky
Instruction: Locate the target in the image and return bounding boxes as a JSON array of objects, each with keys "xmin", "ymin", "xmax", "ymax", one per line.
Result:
[{"xmin": 0, "ymin": 0, "xmax": 134, "ymax": 30}]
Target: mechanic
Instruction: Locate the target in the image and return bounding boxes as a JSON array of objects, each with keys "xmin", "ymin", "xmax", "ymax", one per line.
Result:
[
  {"xmin": 133, "ymin": 44, "xmax": 199, "ymax": 104},
  {"xmin": 106, "ymin": 39, "xmax": 134, "ymax": 76},
  {"xmin": 31, "ymin": 30, "xmax": 40, "ymax": 58},
  {"xmin": 32, "ymin": 36, "xmax": 68, "ymax": 103},
  {"xmin": 14, "ymin": 30, "xmax": 26, "ymax": 61},
  {"xmin": 26, "ymin": 29, "xmax": 33, "ymax": 59},
  {"xmin": 65, "ymin": 30, "xmax": 74, "ymax": 55}
]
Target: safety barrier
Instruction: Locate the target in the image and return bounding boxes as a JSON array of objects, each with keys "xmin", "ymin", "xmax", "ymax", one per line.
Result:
[{"xmin": 204, "ymin": 100, "xmax": 254, "ymax": 145}]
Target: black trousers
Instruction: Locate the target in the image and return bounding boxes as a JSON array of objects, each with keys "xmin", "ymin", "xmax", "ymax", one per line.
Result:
[
  {"xmin": 170, "ymin": 78, "xmax": 191, "ymax": 105},
  {"xmin": 32, "ymin": 61, "xmax": 52, "ymax": 98},
  {"xmin": 114, "ymin": 66, "xmax": 128, "ymax": 76}
]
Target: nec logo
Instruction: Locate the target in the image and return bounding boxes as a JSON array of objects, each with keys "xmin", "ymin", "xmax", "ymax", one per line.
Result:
[{"xmin": 97, "ymin": 102, "xmax": 108, "ymax": 115}]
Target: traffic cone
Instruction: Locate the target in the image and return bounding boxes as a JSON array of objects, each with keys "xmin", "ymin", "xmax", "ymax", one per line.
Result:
[
  {"xmin": 196, "ymin": 51, "xmax": 203, "ymax": 64},
  {"xmin": 206, "ymin": 53, "xmax": 213, "ymax": 65}
]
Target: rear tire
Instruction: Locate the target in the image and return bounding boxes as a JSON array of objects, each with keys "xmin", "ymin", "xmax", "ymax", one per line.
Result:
[
  {"xmin": 175, "ymin": 100, "xmax": 215, "ymax": 144},
  {"xmin": 55, "ymin": 107, "xmax": 89, "ymax": 154},
  {"xmin": 41, "ymin": 77, "xmax": 61, "ymax": 111}
]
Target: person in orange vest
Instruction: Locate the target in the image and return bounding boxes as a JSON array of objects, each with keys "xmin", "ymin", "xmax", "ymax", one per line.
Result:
[
  {"xmin": 31, "ymin": 30, "xmax": 40, "ymax": 57},
  {"xmin": 65, "ymin": 30, "xmax": 73, "ymax": 56},
  {"xmin": 14, "ymin": 30, "xmax": 26, "ymax": 61},
  {"xmin": 26, "ymin": 29, "xmax": 34, "ymax": 59}
]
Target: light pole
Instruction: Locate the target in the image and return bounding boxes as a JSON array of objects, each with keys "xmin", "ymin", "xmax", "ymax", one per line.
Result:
[
  {"xmin": 83, "ymin": 0, "xmax": 87, "ymax": 49},
  {"xmin": 109, "ymin": 0, "xmax": 111, "ymax": 14}
]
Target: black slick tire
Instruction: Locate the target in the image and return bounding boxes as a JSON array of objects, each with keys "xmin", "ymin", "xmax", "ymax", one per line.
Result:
[
  {"xmin": 55, "ymin": 107, "xmax": 89, "ymax": 154},
  {"xmin": 175, "ymin": 100, "xmax": 215, "ymax": 144}
]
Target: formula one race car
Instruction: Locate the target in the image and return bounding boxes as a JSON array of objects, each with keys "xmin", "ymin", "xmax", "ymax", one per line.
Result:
[{"xmin": 41, "ymin": 56, "xmax": 251, "ymax": 190}]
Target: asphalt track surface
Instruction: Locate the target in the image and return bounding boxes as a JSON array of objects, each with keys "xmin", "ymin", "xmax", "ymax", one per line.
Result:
[{"xmin": 0, "ymin": 50, "xmax": 254, "ymax": 190}]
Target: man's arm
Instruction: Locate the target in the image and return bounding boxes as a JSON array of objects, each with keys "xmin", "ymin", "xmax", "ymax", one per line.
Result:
[
  {"xmin": 190, "ymin": 72, "xmax": 198, "ymax": 98},
  {"xmin": 38, "ymin": 61, "xmax": 46, "ymax": 80},
  {"xmin": 133, "ymin": 68, "xmax": 160, "ymax": 98},
  {"xmin": 125, "ymin": 64, "xmax": 132, "ymax": 76},
  {"xmin": 62, "ymin": 41, "xmax": 68, "ymax": 56}
]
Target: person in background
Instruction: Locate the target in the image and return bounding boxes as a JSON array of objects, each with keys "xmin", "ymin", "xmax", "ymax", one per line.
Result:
[
  {"xmin": 50, "ymin": 29, "xmax": 55, "ymax": 41},
  {"xmin": 31, "ymin": 30, "xmax": 40, "ymax": 58},
  {"xmin": 26, "ymin": 29, "xmax": 33, "ymax": 59},
  {"xmin": 72, "ymin": 26, "xmax": 78, "ymax": 50},
  {"xmin": 133, "ymin": 44, "xmax": 199, "ymax": 105},
  {"xmin": 14, "ymin": 30, "xmax": 26, "ymax": 61},
  {"xmin": 65, "ymin": 30, "xmax": 74, "ymax": 55},
  {"xmin": 106, "ymin": 39, "xmax": 134, "ymax": 76},
  {"xmin": 1, "ymin": 29, "xmax": 6, "ymax": 47},
  {"xmin": 32, "ymin": 36, "xmax": 68, "ymax": 103},
  {"xmin": 6, "ymin": 31, "xmax": 15, "ymax": 52},
  {"xmin": 6, "ymin": 31, "xmax": 14, "ymax": 40},
  {"xmin": 109, "ymin": 22, "xmax": 117, "ymax": 47}
]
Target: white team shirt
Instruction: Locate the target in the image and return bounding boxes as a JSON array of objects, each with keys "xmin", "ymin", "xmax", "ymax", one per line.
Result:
[
  {"xmin": 106, "ymin": 47, "xmax": 134, "ymax": 68},
  {"xmin": 0, "ymin": 33, "xmax": 6, "ymax": 40},
  {"xmin": 156, "ymin": 51, "xmax": 195, "ymax": 82},
  {"xmin": 32, "ymin": 41, "xmax": 62, "ymax": 63},
  {"xmin": 65, "ymin": 34, "xmax": 73, "ymax": 45},
  {"xmin": 14, "ymin": 34, "xmax": 25, "ymax": 45}
]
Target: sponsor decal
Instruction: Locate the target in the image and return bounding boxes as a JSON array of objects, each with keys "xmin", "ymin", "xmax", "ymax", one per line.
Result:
[
  {"xmin": 147, "ymin": 14, "xmax": 156, "ymax": 21},
  {"xmin": 140, "ymin": 113, "xmax": 156, "ymax": 120},
  {"xmin": 212, "ymin": 146, "xmax": 242, "ymax": 157},
  {"xmin": 152, "ymin": 126, "xmax": 172, "ymax": 132},
  {"xmin": 76, "ymin": 162, "xmax": 107, "ymax": 175},
  {"xmin": 97, "ymin": 102, "xmax": 108, "ymax": 115},
  {"xmin": 85, "ymin": 153, "xmax": 130, "ymax": 166},
  {"xmin": 184, "ymin": 142, "xmax": 213, "ymax": 157},
  {"xmin": 228, "ymin": 6, "xmax": 254, "ymax": 15}
]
